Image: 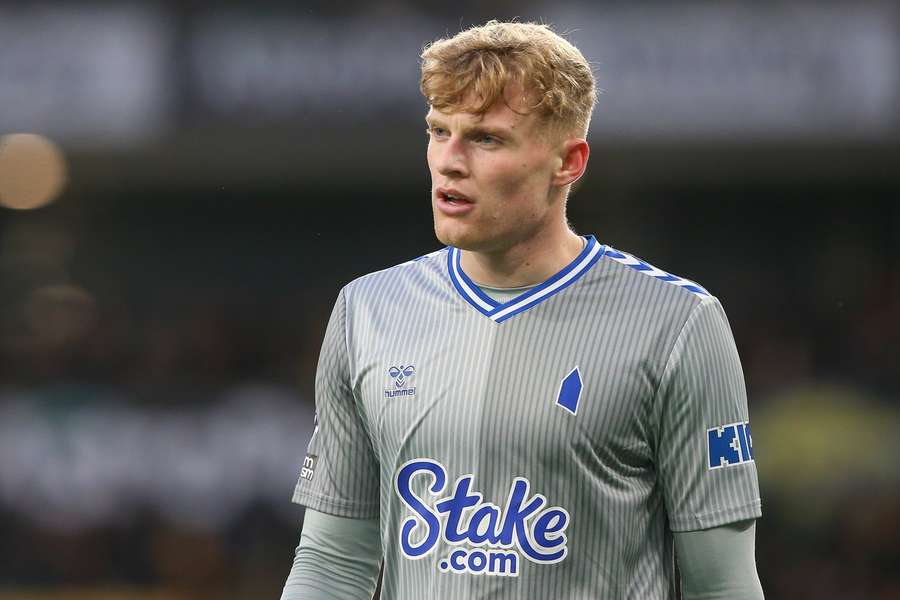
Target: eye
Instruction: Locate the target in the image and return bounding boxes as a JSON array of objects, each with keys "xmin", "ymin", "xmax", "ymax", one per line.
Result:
[
  {"xmin": 427, "ymin": 126, "xmax": 449, "ymax": 139},
  {"xmin": 475, "ymin": 134, "xmax": 499, "ymax": 146}
]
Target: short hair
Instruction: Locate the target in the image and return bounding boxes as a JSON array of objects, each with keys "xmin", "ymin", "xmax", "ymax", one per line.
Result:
[{"xmin": 420, "ymin": 20, "xmax": 597, "ymax": 137}]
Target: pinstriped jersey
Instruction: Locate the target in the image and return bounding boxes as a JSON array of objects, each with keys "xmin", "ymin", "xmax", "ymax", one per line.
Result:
[{"xmin": 292, "ymin": 235, "xmax": 761, "ymax": 599}]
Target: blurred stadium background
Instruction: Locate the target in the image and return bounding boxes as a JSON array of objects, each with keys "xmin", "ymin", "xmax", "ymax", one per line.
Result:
[{"xmin": 0, "ymin": 1, "xmax": 898, "ymax": 598}]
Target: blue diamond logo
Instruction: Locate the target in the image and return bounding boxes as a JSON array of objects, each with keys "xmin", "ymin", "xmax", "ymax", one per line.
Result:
[{"xmin": 556, "ymin": 366, "xmax": 583, "ymax": 415}]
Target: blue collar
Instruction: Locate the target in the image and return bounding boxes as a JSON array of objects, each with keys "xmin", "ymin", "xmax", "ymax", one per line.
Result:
[{"xmin": 447, "ymin": 235, "xmax": 606, "ymax": 323}]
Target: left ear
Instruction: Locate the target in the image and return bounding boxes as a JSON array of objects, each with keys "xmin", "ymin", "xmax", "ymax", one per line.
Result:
[{"xmin": 551, "ymin": 138, "xmax": 590, "ymax": 187}]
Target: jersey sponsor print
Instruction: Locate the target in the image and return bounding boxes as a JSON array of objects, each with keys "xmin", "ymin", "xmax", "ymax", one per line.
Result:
[{"xmin": 396, "ymin": 458, "xmax": 569, "ymax": 577}]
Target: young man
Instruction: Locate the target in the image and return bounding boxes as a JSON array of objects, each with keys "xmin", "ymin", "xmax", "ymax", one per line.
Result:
[{"xmin": 282, "ymin": 21, "xmax": 763, "ymax": 599}]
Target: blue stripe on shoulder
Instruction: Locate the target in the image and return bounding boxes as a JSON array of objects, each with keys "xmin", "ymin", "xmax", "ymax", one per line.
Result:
[{"xmin": 604, "ymin": 248, "xmax": 710, "ymax": 297}]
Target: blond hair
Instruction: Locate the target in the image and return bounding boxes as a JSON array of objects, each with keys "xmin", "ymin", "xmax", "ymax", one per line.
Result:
[{"xmin": 420, "ymin": 21, "xmax": 596, "ymax": 137}]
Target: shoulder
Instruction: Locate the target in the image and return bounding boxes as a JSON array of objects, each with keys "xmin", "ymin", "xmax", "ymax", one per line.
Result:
[
  {"xmin": 600, "ymin": 245, "xmax": 717, "ymax": 303},
  {"xmin": 341, "ymin": 246, "xmax": 449, "ymax": 302},
  {"xmin": 596, "ymin": 244, "xmax": 722, "ymax": 327},
  {"xmin": 602, "ymin": 246, "xmax": 712, "ymax": 300},
  {"xmin": 595, "ymin": 246, "xmax": 739, "ymax": 388}
]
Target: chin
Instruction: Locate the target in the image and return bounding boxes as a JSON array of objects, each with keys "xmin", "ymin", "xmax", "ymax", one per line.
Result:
[{"xmin": 434, "ymin": 220, "xmax": 481, "ymax": 250}]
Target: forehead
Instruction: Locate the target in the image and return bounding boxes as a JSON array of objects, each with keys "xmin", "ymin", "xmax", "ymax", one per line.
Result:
[
  {"xmin": 427, "ymin": 103, "xmax": 539, "ymax": 133},
  {"xmin": 426, "ymin": 86, "xmax": 541, "ymax": 131}
]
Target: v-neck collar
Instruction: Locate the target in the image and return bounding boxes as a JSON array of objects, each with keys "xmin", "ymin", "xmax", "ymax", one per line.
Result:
[{"xmin": 446, "ymin": 235, "xmax": 606, "ymax": 323}]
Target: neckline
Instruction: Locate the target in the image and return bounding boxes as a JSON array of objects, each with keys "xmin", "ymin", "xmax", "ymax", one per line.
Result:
[
  {"xmin": 477, "ymin": 282, "xmax": 538, "ymax": 293},
  {"xmin": 446, "ymin": 235, "xmax": 606, "ymax": 323}
]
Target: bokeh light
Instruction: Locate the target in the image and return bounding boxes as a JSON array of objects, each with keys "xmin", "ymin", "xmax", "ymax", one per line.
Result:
[{"xmin": 0, "ymin": 133, "xmax": 68, "ymax": 210}]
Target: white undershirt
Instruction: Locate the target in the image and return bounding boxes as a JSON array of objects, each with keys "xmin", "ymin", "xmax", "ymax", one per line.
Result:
[{"xmin": 475, "ymin": 282, "xmax": 538, "ymax": 304}]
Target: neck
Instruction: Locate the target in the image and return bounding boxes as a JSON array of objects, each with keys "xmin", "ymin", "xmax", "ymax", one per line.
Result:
[{"xmin": 460, "ymin": 226, "xmax": 585, "ymax": 288}]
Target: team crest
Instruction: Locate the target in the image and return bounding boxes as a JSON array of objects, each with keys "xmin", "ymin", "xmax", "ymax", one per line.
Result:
[{"xmin": 385, "ymin": 365, "xmax": 416, "ymax": 398}]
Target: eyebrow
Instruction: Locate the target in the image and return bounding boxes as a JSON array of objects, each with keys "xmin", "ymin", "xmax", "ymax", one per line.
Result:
[{"xmin": 425, "ymin": 116, "xmax": 513, "ymax": 138}]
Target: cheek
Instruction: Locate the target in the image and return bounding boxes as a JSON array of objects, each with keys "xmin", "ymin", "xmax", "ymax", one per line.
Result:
[
  {"xmin": 489, "ymin": 158, "xmax": 547, "ymax": 201},
  {"xmin": 480, "ymin": 157, "xmax": 525, "ymax": 191},
  {"xmin": 425, "ymin": 145, "xmax": 436, "ymax": 175}
]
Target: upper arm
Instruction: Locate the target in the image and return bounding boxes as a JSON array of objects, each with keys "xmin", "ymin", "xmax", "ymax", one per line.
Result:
[
  {"xmin": 653, "ymin": 298, "xmax": 762, "ymax": 531},
  {"xmin": 292, "ymin": 288, "xmax": 380, "ymax": 518}
]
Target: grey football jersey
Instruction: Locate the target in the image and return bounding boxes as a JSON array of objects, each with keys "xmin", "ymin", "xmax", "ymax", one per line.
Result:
[{"xmin": 292, "ymin": 235, "xmax": 761, "ymax": 599}]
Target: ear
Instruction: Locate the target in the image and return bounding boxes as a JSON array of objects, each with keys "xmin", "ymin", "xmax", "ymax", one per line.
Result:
[{"xmin": 552, "ymin": 138, "xmax": 590, "ymax": 187}]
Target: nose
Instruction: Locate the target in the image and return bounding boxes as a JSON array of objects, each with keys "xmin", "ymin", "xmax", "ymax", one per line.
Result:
[{"xmin": 433, "ymin": 137, "xmax": 469, "ymax": 179}]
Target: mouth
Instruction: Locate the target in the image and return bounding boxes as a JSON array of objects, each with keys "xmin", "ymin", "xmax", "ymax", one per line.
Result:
[
  {"xmin": 435, "ymin": 187, "xmax": 476, "ymax": 217},
  {"xmin": 436, "ymin": 188, "xmax": 474, "ymax": 206}
]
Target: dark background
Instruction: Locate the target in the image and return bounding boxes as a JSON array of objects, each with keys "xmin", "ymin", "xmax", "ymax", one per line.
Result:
[{"xmin": 0, "ymin": 1, "xmax": 898, "ymax": 598}]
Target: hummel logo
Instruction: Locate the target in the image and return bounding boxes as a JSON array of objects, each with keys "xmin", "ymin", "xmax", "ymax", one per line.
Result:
[
  {"xmin": 385, "ymin": 365, "xmax": 416, "ymax": 398},
  {"xmin": 389, "ymin": 365, "xmax": 415, "ymax": 388}
]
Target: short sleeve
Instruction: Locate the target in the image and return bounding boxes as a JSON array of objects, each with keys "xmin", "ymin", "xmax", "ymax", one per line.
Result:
[
  {"xmin": 291, "ymin": 288, "xmax": 380, "ymax": 519},
  {"xmin": 653, "ymin": 298, "xmax": 762, "ymax": 532}
]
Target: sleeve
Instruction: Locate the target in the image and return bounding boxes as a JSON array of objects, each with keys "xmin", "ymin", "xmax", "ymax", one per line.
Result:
[
  {"xmin": 674, "ymin": 520, "xmax": 765, "ymax": 599},
  {"xmin": 291, "ymin": 288, "xmax": 381, "ymax": 518},
  {"xmin": 653, "ymin": 297, "xmax": 762, "ymax": 532},
  {"xmin": 281, "ymin": 509, "xmax": 383, "ymax": 600}
]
